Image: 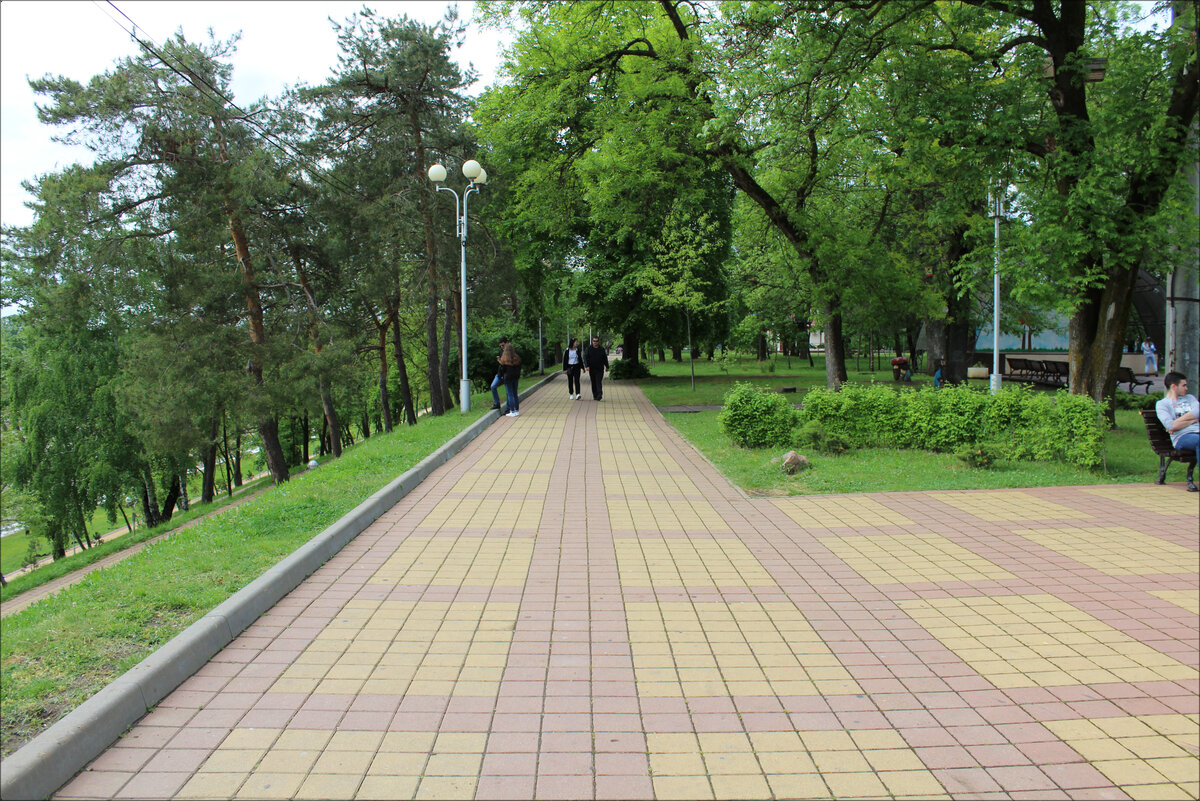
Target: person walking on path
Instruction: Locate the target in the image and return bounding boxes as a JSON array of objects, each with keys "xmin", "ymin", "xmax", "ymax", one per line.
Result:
[
  {"xmin": 1143, "ymin": 337, "xmax": 1158, "ymax": 374},
  {"xmin": 562, "ymin": 337, "xmax": 584, "ymax": 400},
  {"xmin": 499, "ymin": 342, "xmax": 522, "ymax": 417},
  {"xmin": 489, "ymin": 336, "xmax": 510, "ymax": 411},
  {"xmin": 584, "ymin": 335, "xmax": 609, "ymax": 400},
  {"xmin": 1156, "ymin": 371, "xmax": 1199, "ymax": 491}
]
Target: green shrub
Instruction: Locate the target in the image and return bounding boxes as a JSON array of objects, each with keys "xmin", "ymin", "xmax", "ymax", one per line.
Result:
[
  {"xmin": 956, "ymin": 440, "xmax": 1004, "ymax": 469},
  {"xmin": 799, "ymin": 383, "xmax": 1107, "ymax": 467},
  {"xmin": 609, "ymin": 358, "xmax": 652, "ymax": 380},
  {"xmin": 1112, "ymin": 390, "xmax": 1162, "ymax": 411},
  {"xmin": 796, "ymin": 420, "xmax": 850, "ymax": 454},
  {"xmin": 719, "ymin": 382, "xmax": 798, "ymax": 448}
]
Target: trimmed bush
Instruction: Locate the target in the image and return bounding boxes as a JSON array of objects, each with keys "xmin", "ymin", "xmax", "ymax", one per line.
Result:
[
  {"xmin": 609, "ymin": 358, "xmax": 651, "ymax": 380},
  {"xmin": 719, "ymin": 382, "xmax": 798, "ymax": 448},
  {"xmin": 798, "ymin": 382, "xmax": 1107, "ymax": 467},
  {"xmin": 795, "ymin": 419, "xmax": 850, "ymax": 454}
]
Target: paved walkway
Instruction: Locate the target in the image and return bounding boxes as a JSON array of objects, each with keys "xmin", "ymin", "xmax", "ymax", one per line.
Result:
[{"xmin": 55, "ymin": 381, "xmax": 1198, "ymax": 800}]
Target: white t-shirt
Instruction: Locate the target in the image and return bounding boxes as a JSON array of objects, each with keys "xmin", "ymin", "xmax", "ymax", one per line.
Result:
[
  {"xmin": 567, "ymin": 349, "xmax": 580, "ymax": 365},
  {"xmin": 1156, "ymin": 393, "xmax": 1199, "ymax": 447}
]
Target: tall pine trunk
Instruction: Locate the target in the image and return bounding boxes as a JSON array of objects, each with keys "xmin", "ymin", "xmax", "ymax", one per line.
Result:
[
  {"xmin": 440, "ymin": 295, "xmax": 455, "ymax": 409},
  {"xmin": 202, "ymin": 414, "xmax": 219, "ymax": 504},
  {"xmin": 391, "ymin": 306, "xmax": 417, "ymax": 425},
  {"xmin": 378, "ymin": 324, "xmax": 394, "ymax": 433}
]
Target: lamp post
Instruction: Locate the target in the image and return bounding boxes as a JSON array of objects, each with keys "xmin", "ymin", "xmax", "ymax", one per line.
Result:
[
  {"xmin": 988, "ymin": 188, "xmax": 1005, "ymax": 395},
  {"xmin": 428, "ymin": 160, "xmax": 487, "ymax": 412}
]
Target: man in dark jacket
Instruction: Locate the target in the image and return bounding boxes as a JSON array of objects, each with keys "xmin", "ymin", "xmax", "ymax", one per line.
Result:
[{"xmin": 584, "ymin": 335, "xmax": 609, "ymax": 400}]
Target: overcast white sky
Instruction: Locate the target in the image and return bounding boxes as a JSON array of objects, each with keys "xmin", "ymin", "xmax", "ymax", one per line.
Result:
[{"xmin": 0, "ymin": 1, "xmax": 512, "ymax": 230}]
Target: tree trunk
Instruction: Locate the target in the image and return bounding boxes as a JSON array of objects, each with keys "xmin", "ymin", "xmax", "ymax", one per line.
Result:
[
  {"xmin": 390, "ymin": 306, "xmax": 417, "ymax": 426},
  {"xmin": 178, "ymin": 472, "xmax": 189, "ymax": 512},
  {"xmin": 159, "ymin": 475, "xmax": 181, "ymax": 522},
  {"xmin": 672, "ymin": 343, "xmax": 683, "ymax": 362},
  {"xmin": 319, "ymin": 375, "xmax": 342, "ymax": 457},
  {"xmin": 202, "ymin": 415, "xmax": 219, "ymax": 504},
  {"xmin": 1069, "ymin": 266, "xmax": 1138, "ymax": 409},
  {"xmin": 142, "ymin": 466, "xmax": 161, "ymax": 528},
  {"xmin": 233, "ymin": 430, "xmax": 243, "ymax": 487},
  {"xmin": 257, "ymin": 416, "xmax": 288, "ymax": 485},
  {"xmin": 378, "ymin": 325, "xmax": 394, "ymax": 433},
  {"xmin": 823, "ymin": 304, "xmax": 849, "ymax": 389},
  {"xmin": 319, "ymin": 414, "xmax": 328, "ymax": 457},
  {"xmin": 221, "ymin": 414, "xmax": 233, "ymax": 497},
  {"xmin": 425, "ymin": 287, "xmax": 445, "ymax": 415},
  {"xmin": 302, "ymin": 412, "xmax": 310, "ymax": 464},
  {"xmin": 757, "ymin": 333, "xmax": 767, "ymax": 362}
]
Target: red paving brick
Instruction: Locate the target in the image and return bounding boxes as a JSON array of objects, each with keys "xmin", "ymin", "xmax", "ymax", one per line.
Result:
[{"xmin": 51, "ymin": 381, "xmax": 1198, "ymax": 799}]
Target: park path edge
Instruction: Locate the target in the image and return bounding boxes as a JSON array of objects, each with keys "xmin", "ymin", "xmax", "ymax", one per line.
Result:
[{"xmin": 0, "ymin": 374, "xmax": 556, "ymax": 801}]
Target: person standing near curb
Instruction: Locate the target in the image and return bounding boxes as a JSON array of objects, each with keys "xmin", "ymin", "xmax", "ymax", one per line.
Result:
[
  {"xmin": 562, "ymin": 337, "xmax": 584, "ymax": 400},
  {"xmin": 500, "ymin": 342, "xmax": 523, "ymax": 417},
  {"xmin": 490, "ymin": 336, "xmax": 510, "ymax": 411},
  {"xmin": 1143, "ymin": 337, "xmax": 1158, "ymax": 374},
  {"xmin": 584, "ymin": 335, "xmax": 609, "ymax": 401}
]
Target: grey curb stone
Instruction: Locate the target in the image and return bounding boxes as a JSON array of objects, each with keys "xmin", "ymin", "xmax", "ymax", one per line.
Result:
[{"xmin": 0, "ymin": 373, "xmax": 556, "ymax": 801}]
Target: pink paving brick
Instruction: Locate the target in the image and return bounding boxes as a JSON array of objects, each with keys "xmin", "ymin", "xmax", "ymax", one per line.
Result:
[{"xmin": 48, "ymin": 382, "xmax": 1197, "ymax": 801}]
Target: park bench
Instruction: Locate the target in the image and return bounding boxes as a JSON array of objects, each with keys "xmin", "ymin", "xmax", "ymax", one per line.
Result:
[
  {"xmin": 1139, "ymin": 409, "xmax": 1197, "ymax": 488},
  {"xmin": 1042, "ymin": 360, "xmax": 1070, "ymax": 387},
  {"xmin": 1117, "ymin": 366, "xmax": 1153, "ymax": 394}
]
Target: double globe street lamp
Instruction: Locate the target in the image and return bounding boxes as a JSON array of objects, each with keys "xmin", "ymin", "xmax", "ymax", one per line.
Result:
[{"xmin": 428, "ymin": 159, "xmax": 487, "ymax": 412}]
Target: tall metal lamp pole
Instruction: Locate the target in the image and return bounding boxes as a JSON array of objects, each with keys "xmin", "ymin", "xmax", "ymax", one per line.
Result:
[
  {"xmin": 988, "ymin": 188, "xmax": 1005, "ymax": 395},
  {"xmin": 428, "ymin": 160, "xmax": 487, "ymax": 412}
]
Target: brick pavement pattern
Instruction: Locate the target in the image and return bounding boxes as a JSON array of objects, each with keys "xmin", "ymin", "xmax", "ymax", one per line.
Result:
[{"xmin": 56, "ymin": 381, "xmax": 1199, "ymax": 800}]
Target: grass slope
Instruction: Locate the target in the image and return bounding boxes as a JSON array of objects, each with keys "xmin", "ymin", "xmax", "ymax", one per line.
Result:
[{"xmin": 1, "ymin": 406, "xmax": 488, "ymax": 757}]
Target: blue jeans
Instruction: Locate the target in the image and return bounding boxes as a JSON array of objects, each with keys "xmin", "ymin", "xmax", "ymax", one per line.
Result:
[
  {"xmin": 490, "ymin": 373, "xmax": 503, "ymax": 407},
  {"xmin": 505, "ymin": 378, "xmax": 520, "ymax": 412},
  {"xmin": 1177, "ymin": 431, "xmax": 1199, "ymax": 464}
]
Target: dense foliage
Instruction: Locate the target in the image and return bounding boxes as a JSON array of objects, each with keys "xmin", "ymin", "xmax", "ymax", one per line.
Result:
[
  {"xmin": 800, "ymin": 384, "xmax": 1109, "ymax": 467},
  {"xmin": 719, "ymin": 382, "xmax": 799, "ymax": 449}
]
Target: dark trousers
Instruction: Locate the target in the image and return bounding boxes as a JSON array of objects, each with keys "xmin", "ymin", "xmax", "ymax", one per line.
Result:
[
  {"xmin": 589, "ymin": 368, "xmax": 604, "ymax": 400},
  {"xmin": 505, "ymin": 378, "xmax": 520, "ymax": 412},
  {"xmin": 566, "ymin": 366, "xmax": 582, "ymax": 395}
]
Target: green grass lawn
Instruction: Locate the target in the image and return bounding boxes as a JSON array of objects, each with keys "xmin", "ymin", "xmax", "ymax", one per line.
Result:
[
  {"xmin": 627, "ymin": 353, "xmax": 1165, "ymax": 494},
  {"xmin": 0, "ymin": 401, "xmax": 492, "ymax": 757}
]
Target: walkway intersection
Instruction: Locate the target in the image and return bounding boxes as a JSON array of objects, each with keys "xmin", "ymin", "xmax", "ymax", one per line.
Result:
[{"xmin": 57, "ymin": 381, "xmax": 1198, "ymax": 800}]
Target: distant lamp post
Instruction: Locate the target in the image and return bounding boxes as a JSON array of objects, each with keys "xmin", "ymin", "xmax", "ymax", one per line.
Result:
[
  {"xmin": 428, "ymin": 159, "xmax": 487, "ymax": 412},
  {"xmin": 988, "ymin": 188, "xmax": 1005, "ymax": 395}
]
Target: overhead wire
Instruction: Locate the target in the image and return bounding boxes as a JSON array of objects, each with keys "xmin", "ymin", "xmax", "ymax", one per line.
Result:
[{"xmin": 93, "ymin": 0, "xmax": 368, "ymax": 202}]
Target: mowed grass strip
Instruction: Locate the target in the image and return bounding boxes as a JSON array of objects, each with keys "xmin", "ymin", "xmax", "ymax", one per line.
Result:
[
  {"xmin": 661, "ymin": 408, "xmax": 1157, "ymax": 495},
  {"xmin": 0, "ymin": 407, "xmax": 487, "ymax": 757},
  {"xmin": 1, "ymin": 474, "xmax": 275, "ymax": 603},
  {"xmin": 627, "ymin": 354, "xmax": 1162, "ymax": 494}
]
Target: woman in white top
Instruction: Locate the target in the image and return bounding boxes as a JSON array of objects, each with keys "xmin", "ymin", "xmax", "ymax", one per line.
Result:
[{"xmin": 562, "ymin": 337, "xmax": 584, "ymax": 400}]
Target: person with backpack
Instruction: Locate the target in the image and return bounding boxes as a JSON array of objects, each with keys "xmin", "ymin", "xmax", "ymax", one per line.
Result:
[{"xmin": 499, "ymin": 342, "xmax": 523, "ymax": 417}]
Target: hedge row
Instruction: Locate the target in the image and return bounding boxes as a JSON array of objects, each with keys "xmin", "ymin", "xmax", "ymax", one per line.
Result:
[{"xmin": 722, "ymin": 382, "xmax": 1108, "ymax": 467}]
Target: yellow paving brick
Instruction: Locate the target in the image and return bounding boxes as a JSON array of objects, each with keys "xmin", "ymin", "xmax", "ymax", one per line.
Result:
[
  {"xmin": 748, "ymin": 731, "xmax": 804, "ymax": 752},
  {"xmin": 820, "ymin": 532, "xmax": 1014, "ymax": 585},
  {"xmin": 1095, "ymin": 758, "xmax": 1177, "ymax": 786},
  {"xmin": 702, "ymin": 752, "xmax": 762, "ymax": 775},
  {"xmin": 647, "ymin": 733, "xmax": 701, "ymax": 754},
  {"xmin": 800, "ymin": 731, "xmax": 857, "ymax": 751},
  {"xmin": 653, "ymin": 776, "xmax": 715, "ymax": 800},
  {"xmin": 294, "ymin": 773, "xmax": 364, "ymax": 800},
  {"xmin": 177, "ymin": 772, "xmax": 247, "ymax": 799},
  {"xmin": 650, "ymin": 752, "xmax": 708, "ymax": 775},
  {"xmin": 368, "ymin": 750, "xmax": 428, "ymax": 776},
  {"xmin": 221, "ymin": 729, "xmax": 281, "ymax": 750},
  {"xmin": 357, "ymin": 775, "xmax": 420, "ymax": 801},
  {"xmin": 757, "ymin": 751, "xmax": 817, "ymax": 774},
  {"xmin": 1149, "ymin": 590, "xmax": 1200, "ymax": 615},
  {"xmin": 772, "ymin": 496, "xmax": 914, "ymax": 528},
  {"xmin": 865, "ymin": 748, "xmax": 928, "ymax": 771},
  {"xmin": 812, "ymin": 749, "xmax": 873, "ymax": 774},
  {"xmin": 878, "ymin": 770, "xmax": 949, "ymax": 797},
  {"xmin": 1124, "ymin": 784, "xmax": 1194, "ymax": 800},
  {"xmin": 823, "ymin": 770, "xmax": 889, "ymax": 798},
  {"xmin": 311, "ymin": 749, "xmax": 373, "ymax": 775},
  {"xmin": 1152, "ymin": 757, "xmax": 1200, "ymax": 783},
  {"xmin": 423, "ymin": 752, "xmax": 483, "ymax": 776},
  {"xmin": 850, "ymin": 730, "xmax": 908, "ymax": 750},
  {"xmin": 934, "ymin": 491, "xmax": 1089, "ymax": 521},
  {"xmin": 899, "ymin": 594, "xmax": 1198, "ymax": 688},
  {"xmin": 710, "ymin": 773, "xmax": 771, "ymax": 799},
  {"xmin": 255, "ymin": 749, "xmax": 320, "ymax": 774},
  {"xmin": 1081, "ymin": 486, "xmax": 1200, "ymax": 516},
  {"xmin": 767, "ymin": 773, "xmax": 830, "ymax": 798},
  {"xmin": 1014, "ymin": 526, "xmax": 1198, "ymax": 575},
  {"xmin": 235, "ymin": 772, "xmax": 304, "ymax": 800},
  {"xmin": 697, "ymin": 733, "xmax": 754, "ymax": 752},
  {"xmin": 201, "ymin": 749, "xmax": 267, "ymax": 773}
]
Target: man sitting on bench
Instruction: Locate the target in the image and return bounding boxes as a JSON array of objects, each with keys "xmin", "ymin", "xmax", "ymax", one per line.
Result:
[{"xmin": 1156, "ymin": 371, "xmax": 1200, "ymax": 492}]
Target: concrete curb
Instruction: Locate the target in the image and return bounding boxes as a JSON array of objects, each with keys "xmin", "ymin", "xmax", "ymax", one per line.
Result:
[{"xmin": 0, "ymin": 373, "xmax": 557, "ymax": 801}]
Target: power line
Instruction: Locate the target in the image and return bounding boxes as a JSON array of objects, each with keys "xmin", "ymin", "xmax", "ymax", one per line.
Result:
[{"xmin": 93, "ymin": 0, "xmax": 367, "ymax": 202}]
